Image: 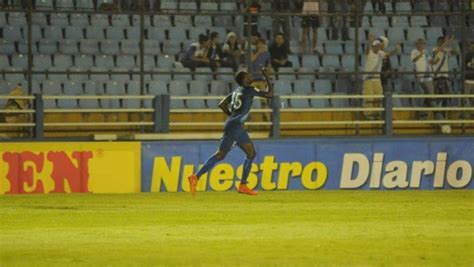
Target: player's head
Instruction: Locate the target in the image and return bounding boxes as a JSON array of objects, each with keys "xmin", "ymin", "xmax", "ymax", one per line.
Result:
[
  {"xmin": 275, "ymin": 33, "xmax": 285, "ymax": 46},
  {"xmin": 437, "ymin": 36, "xmax": 445, "ymax": 46},
  {"xmin": 235, "ymin": 71, "xmax": 251, "ymax": 86},
  {"xmin": 416, "ymin": 38, "xmax": 426, "ymax": 50},
  {"xmin": 372, "ymin": 39, "xmax": 383, "ymax": 52}
]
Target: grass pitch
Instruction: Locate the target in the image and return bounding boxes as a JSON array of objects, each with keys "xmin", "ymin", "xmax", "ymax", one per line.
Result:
[{"xmin": 0, "ymin": 190, "xmax": 473, "ymax": 267}]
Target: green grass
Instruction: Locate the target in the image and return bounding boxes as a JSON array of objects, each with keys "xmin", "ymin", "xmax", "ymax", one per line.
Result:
[{"xmin": 0, "ymin": 191, "xmax": 473, "ymax": 267}]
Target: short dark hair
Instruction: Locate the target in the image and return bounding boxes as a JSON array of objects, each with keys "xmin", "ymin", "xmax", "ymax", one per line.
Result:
[
  {"xmin": 437, "ymin": 36, "xmax": 445, "ymax": 43},
  {"xmin": 210, "ymin": 31, "xmax": 219, "ymax": 40},
  {"xmin": 275, "ymin": 33, "xmax": 284, "ymax": 39},
  {"xmin": 198, "ymin": 34, "xmax": 209, "ymax": 44},
  {"xmin": 235, "ymin": 71, "xmax": 248, "ymax": 86}
]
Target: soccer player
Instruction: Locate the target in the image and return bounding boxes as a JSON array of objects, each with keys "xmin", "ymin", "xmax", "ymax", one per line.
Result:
[{"xmin": 188, "ymin": 68, "xmax": 273, "ymax": 196}]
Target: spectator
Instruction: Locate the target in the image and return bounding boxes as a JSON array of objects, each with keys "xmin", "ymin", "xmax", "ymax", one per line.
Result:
[
  {"xmin": 411, "ymin": 38, "xmax": 444, "ymax": 121},
  {"xmin": 208, "ymin": 31, "xmax": 234, "ymax": 70},
  {"xmin": 223, "ymin": 32, "xmax": 243, "ymax": 70},
  {"xmin": 378, "ymin": 36, "xmax": 394, "ymax": 92},
  {"xmin": 272, "ymin": 0, "xmax": 291, "ymax": 47},
  {"xmin": 362, "ymin": 34, "xmax": 400, "ymax": 120},
  {"xmin": 328, "ymin": 0, "xmax": 350, "ymax": 41},
  {"xmin": 250, "ymin": 38, "xmax": 271, "ymax": 90},
  {"xmin": 181, "ymin": 34, "xmax": 211, "ymax": 71},
  {"xmin": 432, "ymin": 36, "xmax": 457, "ymax": 108},
  {"xmin": 300, "ymin": 0, "xmax": 321, "ymax": 54},
  {"xmin": 242, "ymin": 0, "xmax": 261, "ymax": 37},
  {"xmin": 463, "ymin": 41, "xmax": 474, "ymax": 117},
  {"xmin": 269, "ymin": 33, "xmax": 292, "ymax": 71}
]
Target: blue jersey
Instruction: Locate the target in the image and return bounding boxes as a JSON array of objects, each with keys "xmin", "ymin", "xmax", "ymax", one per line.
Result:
[{"xmin": 226, "ymin": 85, "xmax": 267, "ymax": 125}]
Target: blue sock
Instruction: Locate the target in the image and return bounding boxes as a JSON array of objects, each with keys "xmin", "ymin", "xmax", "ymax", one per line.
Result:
[
  {"xmin": 241, "ymin": 158, "xmax": 253, "ymax": 184},
  {"xmin": 196, "ymin": 154, "xmax": 220, "ymax": 178}
]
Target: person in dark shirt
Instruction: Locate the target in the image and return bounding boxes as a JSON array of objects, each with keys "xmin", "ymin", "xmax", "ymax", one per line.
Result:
[
  {"xmin": 269, "ymin": 33, "xmax": 293, "ymax": 71},
  {"xmin": 188, "ymin": 68, "xmax": 273, "ymax": 196},
  {"xmin": 181, "ymin": 34, "xmax": 210, "ymax": 70},
  {"xmin": 207, "ymin": 31, "xmax": 234, "ymax": 70}
]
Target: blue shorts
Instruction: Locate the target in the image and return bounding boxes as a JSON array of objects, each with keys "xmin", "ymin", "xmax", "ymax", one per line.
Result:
[{"xmin": 218, "ymin": 122, "xmax": 252, "ymax": 153}]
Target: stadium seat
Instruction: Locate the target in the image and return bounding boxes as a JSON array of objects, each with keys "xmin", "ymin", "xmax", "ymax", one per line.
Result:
[
  {"xmin": 68, "ymin": 67, "xmax": 88, "ymax": 82},
  {"xmin": 59, "ymin": 40, "xmax": 79, "ymax": 54},
  {"xmin": 334, "ymin": 78, "xmax": 353, "ymax": 94},
  {"xmin": 429, "ymin": 16, "xmax": 447, "ymax": 27},
  {"xmin": 310, "ymin": 97, "xmax": 330, "ymax": 108},
  {"xmin": 57, "ymin": 97, "xmax": 79, "ymax": 109},
  {"xmin": 0, "ymin": 40, "xmax": 15, "ymax": 54},
  {"xmin": 16, "ymin": 42, "xmax": 32, "ymax": 54},
  {"xmin": 3, "ymin": 26, "xmax": 23, "ymax": 41},
  {"xmin": 0, "ymin": 12, "xmax": 5, "ymax": 26},
  {"xmin": 56, "ymin": 0, "xmax": 75, "ymax": 9},
  {"xmin": 36, "ymin": 0, "xmax": 54, "ymax": 9},
  {"xmin": 200, "ymin": 2, "xmax": 218, "ymax": 11},
  {"xmin": 60, "ymin": 81, "xmax": 82, "ymax": 109},
  {"xmin": 116, "ymin": 55, "xmax": 136, "ymax": 70},
  {"xmin": 126, "ymin": 27, "xmax": 141, "ymax": 40},
  {"xmin": 220, "ymin": 1, "xmax": 237, "ymax": 11},
  {"xmin": 95, "ymin": 54, "xmax": 115, "ymax": 68},
  {"xmin": 413, "ymin": 1, "xmax": 430, "ymax": 11},
  {"xmin": 194, "ymin": 15, "xmax": 212, "ymax": 27},
  {"xmin": 391, "ymin": 16, "xmax": 409, "ymax": 28},
  {"xmin": 152, "ymin": 67, "xmax": 172, "ymax": 82},
  {"xmin": 157, "ymin": 54, "xmax": 175, "ymax": 68},
  {"xmin": 30, "ymin": 25, "xmax": 43, "ymax": 41},
  {"xmin": 301, "ymin": 55, "xmax": 321, "ymax": 70},
  {"xmin": 387, "ymin": 28, "xmax": 405, "ymax": 44},
  {"xmin": 7, "ymin": 12, "xmax": 26, "ymax": 26},
  {"xmin": 111, "ymin": 15, "xmax": 130, "ymax": 27},
  {"xmin": 65, "ymin": 27, "xmax": 85, "ymax": 41},
  {"xmin": 169, "ymin": 80, "xmax": 188, "ymax": 95},
  {"xmin": 321, "ymin": 55, "xmax": 340, "ymax": 69},
  {"xmin": 90, "ymin": 14, "xmax": 110, "ymax": 27},
  {"xmin": 70, "ymin": 14, "xmax": 90, "ymax": 27},
  {"xmin": 179, "ymin": 1, "xmax": 197, "ymax": 11},
  {"xmin": 330, "ymin": 93, "xmax": 349, "ymax": 107},
  {"xmin": 47, "ymin": 67, "xmax": 68, "ymax": 82},
  {"xmin": 367, "ymin": 28, "xmax": 385, "ymax": 39},
  {"xmin": 148, "ymin": 80, "xmax": 168, "ymax": 95},
  {"xmin": 187, "ymin": 80, "xmax": 207, "ymax": 108},
  {"xmin": 314, "ymin": 79, "xmax": 332, "ymax": 94},
  {"xmin": 410, "ymin": 16, "xmax": 428, "ymax": 27},
  {"xmin": 42, "ymin": 80, "xmax": 62, "ymax": 95},
  {"xmin": 209, "ymin": 80, "xmax": 229, "ymax": 96},
  {"xmin": 173, "ymin": 67, "xmax": 192, "ymax": 81},
  {"xmin": 74, "ymin": 54, "xmax": 94, "ymax": 68},
  {"xmin": 349, "ymin": 28, "xmax": 366, "ymax": 42},
  {"xmin": 147, "ymin": 28, "xmax": 166, "ymax": 40},
  {"xmin": 110, "ymin": 67, "xmax": 131, "ymax": 83},
  {"xmin": 274, "ymin": 80, "xmax": 293, "ymax": 95},
  {"xmin": 215, "ymin": 67, "xmax": 233, "ymax": 82},
  {"xmin": 162, "ymin": 40, "xmax": 182, "ymax": 55},
  {"xmin": 131, "ymin": 67, "xmax": 152, "ymax": 82},
  {"xmin": 50, "ymin": 13, "xmax": 69, "ymax": 26},
  {"xmin": 152, "ymin": 15, "xmax": 172, "ymax": 28},
  {"xmin": 287, "ymin": 55, "xmax": 300, "ymax": 69},
  {"xmin": 371, "ymin": 16, "xmax": 389, "ymax": 29},
  {"xmin": 11, "ymin": 54, "xmax": 27, "ymax": 69},
  {"xmin": 31, "ymin": 13, "xmax": 48, "ymax": 26},
  {"xmin": 290, "ymin": 98, "xmax": 310, "ymax": 108},
  {"xmin": 86, "ymin": 26, "xmax": 105, "ymax": 40},
  {"xmin": 44, "ymin": 26, "xmax": 63, "ymax": 41},
  {"xmin": 54, "ymin": 54, "xmax": 73, "ymax": 69},
  {"xmin": 38, "ymin": 40, "xmax": 57, "ymax": 55},
  {"xmin": 160, "ymin": 0, "xmax": 178, "ymax": 11},
  {"xmin": 168, "ymin": 28, "xmax": 188, "ymax": 41},
  {"xmin": 361, "ymin": 16, "xmax": 371, "ymax": 28},
  {"xmin": 426, "ymin": 28, "xmax": 444, "ymax": 44},
  {"xmin": 324, "ymin": 42, "xmax": 344, "ymax": 55},
  {"xmin": 174, "ymin": 15, "xmax": 193, "ymax": 27},
  {"xmin": 121, "ymin": 39, "xmax": 140, "ymax": 55},
  {"xmin": 278, "ymin": 67, "xmax": 296, "ymax": 81},
  {"xmin": 89, "ymin": 67, "xmax": 110, "ymax": 83},
  {"xmin": 406, "ymin": 28, "xmax": 425, "ymax": 43},
  {"xmin": 341, "ymin": 55, "xmax": 357, "ymax": 71},
  {"xmin": 76, "ymin": 0, "xmax": 94, "ymax": 9},
  {"xmin": 144, "ymin": 40, "xmax": 160, "ymax": 55},
  {"xmin": 0, "ymin": 55, "xmax": 10, "ymax": 69},
  {"xmin": 4, "ymin": 67, "xmax": 25, "ymax": 83},
  {"xmin": 194, "ymin": 67, "xmax": 213, "ymax": 81},
  {"xmin": 80, "ymin": 39, "xmax": 100, "ymax": 55},
  {"xmin": 106, "ymin": 27, "xmax": 125, "ymax": 40},
  {"xmin": 395, "ymin": 2, "xmax": 412, "ymax": 12},
  {"xmin": 100, "ymin": 40, "xmax": 120, "ymax": 55},
  {"xmin": 81, "ymin": 81, "xmax": 101, "ymax": 108},
  {"xmin": 294, "ymin": 80, "xmax": 313, "ymax": 95},
  {"xmin": 297, "ymin": 67, "xmax": 316, "ymax": 80},
  {"xmin": 123, "ymin": 81, "xmax": 141, "ymax": 108}
]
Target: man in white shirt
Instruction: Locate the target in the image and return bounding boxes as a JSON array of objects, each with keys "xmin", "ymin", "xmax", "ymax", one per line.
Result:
[
  {"xmin": 362, "ymin": 34, "xmax": 400, "ymax": 119},
  {"xmin": 411, "ymin": 38, "xmax": 444, "ymax": 121}
]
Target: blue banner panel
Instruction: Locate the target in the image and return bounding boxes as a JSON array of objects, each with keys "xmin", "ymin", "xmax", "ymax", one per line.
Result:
[{"xmin": 141, "ymin": 138, "xmax": 474, "ymax": 192}]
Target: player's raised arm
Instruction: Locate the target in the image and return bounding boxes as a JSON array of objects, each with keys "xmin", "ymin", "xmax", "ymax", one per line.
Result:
[{"xmin": 218, "ymin": 94, "xmax": 232, "ymax": 116}]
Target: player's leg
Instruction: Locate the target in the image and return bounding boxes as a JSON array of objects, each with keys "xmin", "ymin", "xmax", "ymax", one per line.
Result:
[
  {"xmin": 235, "ymin": 129, "xmax": 257, "ymax": 195},
  {"xmin": 188, "ymin": 129, "xmax": 233, "ymax": 195}
]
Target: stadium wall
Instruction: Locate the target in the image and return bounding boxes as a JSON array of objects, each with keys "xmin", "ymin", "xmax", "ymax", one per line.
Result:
[
  {"xmin": 142, "ymin": 137, "xmax": 474, "ymax": 192},
  {"xmin": 1, "ymin": 138, "xmax": 472, "ymax": 194}
]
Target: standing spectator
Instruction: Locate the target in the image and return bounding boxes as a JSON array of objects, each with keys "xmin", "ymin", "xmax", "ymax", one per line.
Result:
[
  {"xmin": 250, "ymin": 38, "xmax": 271, "ymax": 90},
  {"xmin": 432, "ymin": 36, "xmax": 457, "ymax": 108},
  {"xmin": 362, "ymin": 34, "xmax": 400, "ymax": 120},
  {"xmin": 272, "ymin": 0, "xmax": 291, "ymax": 47},
  {"xmin": 269, "ymin": 33, "xmax": 292, "ymax": 71},
  {"xmin": 328, "ymin": 0, "xmax": 350, "ymax": 41},
  {"xmin": 208, "ymin": 32, "xmax": 234, "ymax": 70},
  {"xmin": 300, "ymin": 0, "xmax": 321, "ymax": 54},
  {"xmin": 242, "ymin": 0, "xmax": 261, "ymax": 37},
  {"xmin": 411, "ymin": 38, "xmax": 444, "ymax": 121},
  {"xmin": 223, "ymin": 32, "xmax": 243, "ymax": 70},
  {"xmin": 181, "ymin": 34, "xmax": 211, "ymax": 70},
  {"xmin": 463, "ymin": 41, "xmax": 474, "ymax": 117}
]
